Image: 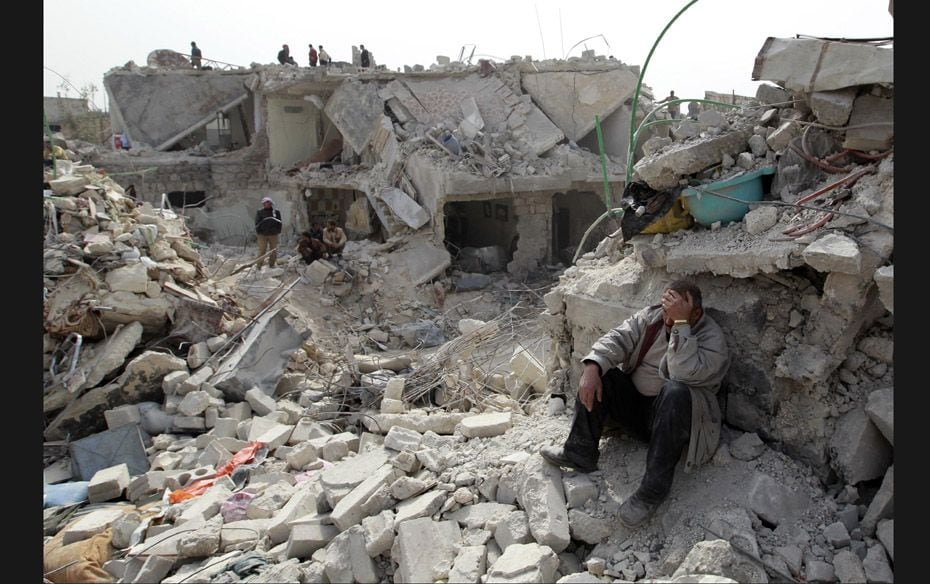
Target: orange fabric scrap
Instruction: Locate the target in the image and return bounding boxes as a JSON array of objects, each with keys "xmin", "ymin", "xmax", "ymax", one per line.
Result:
[{"xmin": 168, "ymin": 440, "xmax": 265, "ymax": 504}]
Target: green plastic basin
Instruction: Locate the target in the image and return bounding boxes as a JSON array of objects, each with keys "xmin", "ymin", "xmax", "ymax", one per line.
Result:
[{"xmin": 681, "ymin": 166, "xmax": 776, "ymax": 226}]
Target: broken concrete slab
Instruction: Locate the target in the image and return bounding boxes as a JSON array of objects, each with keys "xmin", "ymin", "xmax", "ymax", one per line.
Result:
[
  {"xmin": 830, "ymin": 406, "xmax": 892, "ymax": 484},
  {"xmin": 810, "ymin": 88, "xmax": 858, "ymax": 127},
  {"xmin": 394, "ymin": 517, "xmax": 462, "ymax": 583},
  {"xmin": 634, "ymin": 129, "xmax": 752, "ymax": 190},
  {"xmin": 361, "ymin": 410, "xmax": 468, "ymax": 435},
  {"xmin": 802, "ymin": 233, "xmax": 862, "ymax": 275},
  {"xmin": 873, "ymin": 265, "xmax": 893, "ymax": 313},
  {"xmin": 458, "ymin": 412, "xmax": 513, "ymax": 438},
  {"xmin": 324, "ymin": 526, "xmax": 378, "ymax": 583},
  {"xmin": 517, "ymin": 455, "xmax": 570, "ymax": 553},
  {"xmin": 672, "ymin": 539, "xmax": 768, "ymax": 583},
  {"xmin": 522, "ymin": 68, "xmax": 639, "ymax": 142},
  {"xmin": 286, "ymin": 522, "xmax": 339, "ymax": 559},
  {"xmin": 304, "ymin": 259, "xmax": 338, "ymax": 286},
  {"xmin": 394, "ymin": 489, "xmax": 446, "ymax": 525},
  {"xmin": 70, "ymin": 423, "xmax": 151, "ymax": 480},
  {"xmin": 562, "ymin": 474, "xmax": 597, "ymax": 509},
  {"xmin": 449, "ymin": 545, "xmax": 489, "ymax": 583},
  {"xmin": 105, "ymin": 70, "xmax": 250, "ymax": 149},
  {"xmin": 324, "ymin": 79, "xmax": 384, "ymax": 155},
  {"xmin": 379, "ymin": 187, "xmax": 430, "ymax": 229},
  {"xmin": 510, "ymin": 347, "xmax": 547, "ymax": 393},
  {"xmin": 383, "ymin": 426, "xmax": 423, "ymax": 452},
  {"xmin": 362, "ymin": 510, "xmax": 395, "ymax": 556},
  {"xmin": 861, "ymin": 465, "xmax": 893, "ymax": 535},
  {"xmin": 210, "ymin": 308, "xmax": 303, "ymax": 401},
  {"xmin": 865, "ymin": 387, "xmax": 893, "ymax": 446},
  {"xmin": 87, "ymin": 463, "xmax": 130, "ymax": 503},
  {"xmin": 567, "ymin": 509, "xmax": 612, "ymax": 545},
  {"xmin": 97, "ymin": 291, "xmax": 172, "ymax": 334},
  {"xmin": 843, "ymin": 93, "xmax": 894, "ymax": 151},
  {"xmin": 383, "ymin": 234, "xmax": 452, "ymax": 287},
  {"xmin": 744, "ymin": 206, "xmax": 779, "ymax": 235},
  {"xmin": 105, "ymin": 262, "xmax": 149, "ymax": 294},
  {"xmin": 747, "ymin": 473, "xmax": 811, "ymax": 526},
  {"xmin": 751, "ymin": 37, "xmax": 894, "ymax": 93},
  {"xmin": 49, "ymin": 175, "xmax": 90, "ymax": 196},
  {"xmin": 448, "ymin": 502, "xmax": 517, "ymax": 529},
  {"xmin": 76, "ymin": 322, "xmax": 143, "ymax": 390},
  {"xmin": 62, "ymin": 506, "xmax": 126, "ymax": 545},
  {"xmin": 492, "ymin": 510, "xmax": 532, "ymax": 550},
  {"xmin": 863, "ymin": 544, "xmax": 894, "ymax": 583},
  {"xmin": 119, "ymin": 350, "xmax": 188, "ymax": 403},
  {"xmin": 320, "ymin": 449, "xmax": 390, "ymax": 508},
  {"xmin": 486, "ymin": 542, "xmax": 560, "ymax": 584},
  {"xmin": 331, "ymin": 464, "xmax": 402, "ymax": 531},
  {"xmin": 833, "ymin": 549, "xmax": 867, "ymax": 584}
]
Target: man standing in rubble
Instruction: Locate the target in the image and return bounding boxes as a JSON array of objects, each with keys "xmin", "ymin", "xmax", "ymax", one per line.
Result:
[
  {"xmin": 254, "ymin": 197, "xmax": 283, "ymax": 269},
  {"xmin": 318, "ymin": 45, "xmax": 331, "ymax": 66},
  {"xmin": 540, "ymin": 280, "xmax": 729, "ymax": 528},
  {"xmin": 360, "ymin": 44, "xmax": 371, "ymax": 68},
  {"xmin": 308, "ymin": 44, "xmax": 318, "ymax": 67},
  {"xmin": 663, "ymin": 90, "xmax": 680, "ymax": 119},
  {"xmin": 322, "ymin": 219, "xmax": 347, "ymax": 256},
  {"xmin": 190, "ymin": 41, "xmax": 202, "ymax": 69}
]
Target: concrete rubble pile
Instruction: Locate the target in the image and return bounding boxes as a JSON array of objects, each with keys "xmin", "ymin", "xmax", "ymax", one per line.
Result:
[
  {"xmin": 44, "ymin": 31, "xmax": 894, "ymax": 584},
  {"xmin": 542, "ymin": 36, "xmax": 893, "ymax": 583}
]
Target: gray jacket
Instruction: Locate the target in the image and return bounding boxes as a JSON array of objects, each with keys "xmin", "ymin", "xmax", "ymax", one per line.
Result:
[{"xmin": 583, "ymin": 304, "xmax": 730, "ymax": 472}]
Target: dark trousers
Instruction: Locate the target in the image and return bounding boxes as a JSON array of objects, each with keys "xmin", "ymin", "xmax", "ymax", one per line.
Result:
[{"xmin": 564, "ymin": 369, "xmax": 692, "ymax": 505}]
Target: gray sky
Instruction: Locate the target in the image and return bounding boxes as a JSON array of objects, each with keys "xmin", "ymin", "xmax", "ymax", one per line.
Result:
[{"xmin": 44, "ymin": 0, "xmax": 893, "ymax": 112}]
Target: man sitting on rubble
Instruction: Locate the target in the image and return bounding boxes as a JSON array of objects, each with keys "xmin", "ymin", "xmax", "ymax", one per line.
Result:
[
  {"xmin": 322, "ymin": 220, "xmax": 348, "ymax": 256},
  {"xmin": 277, "ymin": 44, "xmax": 297, "ymax": 65},
  {"xmin": 540, "ymin": 280, "xmax": 729, "ymax": 528},
  {"xmin": 297, "ymin": 230, "xmax": 328, "ymax": 264}
]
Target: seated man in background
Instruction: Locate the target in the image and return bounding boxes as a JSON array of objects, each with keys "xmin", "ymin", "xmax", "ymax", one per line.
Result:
[{"xmin": 322, "ymin": 220, "xmax": 348, "ymax": 256}]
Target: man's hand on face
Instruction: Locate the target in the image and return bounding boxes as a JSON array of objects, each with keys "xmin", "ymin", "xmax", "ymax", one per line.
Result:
[
  {"xmin": 578, "ymin": 362, "xmax": 603, "ymax": 412},
  {"xmin": 661, "ymin": 289, "xmax": 693, "ymax": 324}
]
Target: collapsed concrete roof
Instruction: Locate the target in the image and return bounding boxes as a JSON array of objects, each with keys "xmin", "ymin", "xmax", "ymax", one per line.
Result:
[{"xmin": 104, "ymin": 68, "xmax": 254, "ymax": 150}]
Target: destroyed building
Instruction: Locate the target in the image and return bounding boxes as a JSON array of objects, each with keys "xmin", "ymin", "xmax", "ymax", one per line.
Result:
[
  {"xmin": 43, "ymin": 21, "xmax": 893, "ymax": 584},
  {"xmin": 89, "ymin": 53, "xmax": 664, "ymax": 279}
]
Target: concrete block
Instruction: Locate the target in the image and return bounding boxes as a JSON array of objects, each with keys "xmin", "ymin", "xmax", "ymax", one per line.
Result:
[
  {"xmin": 174, "ymin": 481, "xmax": 232, "ymax": 525},
  {"xmin": 486, "ymin": 542, "xmax": 559, "ymax": 583},
  {"xmin": 833, "ymin": 549, "xmax": 866, "ymax": 583},
  {"xmin": 634, "ymin": 129, "xmax": 751, "ymax": 190},
  {"xmin": 49, "ymin": 175, "xmax": 89, "ymax": 196},
  {"xmin": 803, "ymin": 233, "xmax": 862, "ymax": 274},
  {"xmin": 824, "ymin": 520, "xmax": 851, "ymax": 548},
  {"xmin": 744, "ymin": 206, "xmax": 779, "ymax": 235},
  {"xmin": 390, "ymin": 450, "xmax": 421, "ymax": 474},
  {"xmin": 361, "ymin": 411, "xmax": 468, "ymax": 435},
  {"xmin": 755, "ymin": 84, "xmax": 792, "ymax": 106},
  {"xmin": 810, "ymin": 88, "xmax": 857, "ymax": 126},
  {"xmin": 806, "ymin": 560, "xmax": 835, "ymax": 584},
  {"xmin": 247, "ymin": 482, "xmax": 296, "ymax": 519},
  {"xmin": 220, "ymin": 518, "xmax": 271, "ymax": 551},
  {"xmin": 673, "ymin": 539, "xmax": 767, "ymax": 583},
  {"xmin": 324, "ymin": 526, "xmax": 378, "ymax": 584},
  {"xmin": 322, "ymin": 440, "xmax": 349, "ymax": 462},
  {"xmin": 267, "ymin": 482, "xmax": 322, "ymax": 544},
  {"xmin": 383, "ymin": 426, "xmax": 423, "ymax": 452},
  {"xmin": 134, "ymin": 555, "xmax": 174, "ymax": 583},
  {"xmin": 62, "ymin": 507, "xmax": 126, "ymax": 545},
  {"xmin": 394, "ymin": 489, "xmax": 446, "ymax": 525},
  {"xmin": 380, "ymin": 398, "xmax": 405, "ymax": 413},
  {"xmin": 459, "ymin": 412, "xmax": 513, "ymax": 438},
  {"xmin": 383, "ymin": 377, "xmax": 405, "ymax": 400},
  {"xmin": 766, "ymin": 120, "xmax": 799, "ymax": 152},
  {"xmin": 362, "ymin": 509, "xmax": 395, "ymax": 556},
  {"xmin": 178, "ymin": 390, "xmax": 211, "ymax": 417},
  {"xmin": 873, "ymin": 265, "xmax": 893, "ymax": 313},
  {"xmin": 844, "ymin": 94, "xmax": 893, "ymax": 151},
  {"xmin": 748, "ymin": 134, "xmax": 768, "ymax": 157},
  {"xmin": 173, "ymin": 416, "xmax": 206, "ymax": 432},
  {"xmin": 747, "ymin": 473, "xmax": 811, "ymax": 526},
  {"xmin": 775, "ymin": 545, "xmax": 803, "ymax": 577},
  {"xmin": 110, "ymin": 512, "xmax": 142, "ymax": 549},
  {"xmin": 877, "ymin": 519, "xmax": 893, "ymax": 561},
  {"xmin": 567, "ymin": 509, "xmax": 612, "ymax": 544},
  {"xmin": 305, "ymin": 259, "xmax": 338, "ymax": 285},
  {"xmin": 831, "ymin": 407, "xmax": 892, "ymax": 484},
  {"xmin": 206, "ymin": 335, "xmax": 227, "ymax": 352},
  {"xmin": 858, "ymin": 337, "xmax": 893, "ymax": 364},
  {"xmin": 286, "ymin": 522, "xmax": 339, "ymax": 558},
  {"xmin": 730, "ymin": 432, "xmax": 767, "ymax": 461},
  {"xmin": 865, "ymin": 387, "xmax": 893, "ymax": 446},
  {"xmin": 390, "ymin": 476, "xmax": 429, "ymax": 500},
  {"xmin": 450, "ymin": 545, "xmax": 488, "ymax": 583},
  {"xmin": 394, "ymin": 517, "xmax": 462, "ymax": 583},
  {"xmin": 561, "ymin": 474, "xmax": 597, "ymax": 509},
  {"xmin": 449, "ymin": 502, "xmax": 518, "ymax": 529},
  {"xmin": 492, "ymin": 510, "xmax": 532, "ymax": 550},
  {"xmin": 863, "ymin": 544, "xmax": 894, "ymax": 583},
  {"xmin": 321, "ymin": 449, "xmax": 390, "ymax": 508},
  {"xmin": 211, "ymin": 417, "xmax": 239, "ymax": 439},
  {"xmin": 252, "ymin": 421, "xmax": 294, "ymax": 450},
  {"xmin": 223, "ymin": 402, "xmax": 252, "ymax": 421},
  {"xmin": 331, "ymin": 464, "xmax": 402, "ymax": 531},
  {"xmin": 177, "ymin": 515, "xmax": 222, "ymax": 559},
  {"xmin": 245, "ymin": 386, "xmax": 278, "ymax": 416},
  {"xmin": 178, "ymin": 366, "xmax": 213, "ymax": 395},
  {"xmin": 286, "ymin": 442, "xmax": 319, "ymax": 470},
  {"xmin": 510, "ymin": 347, "xmax": 547, "ymax": 393},
  {"xmin": 87, "ymin": 463, "xmax": 130, "ymax": 503},
  {"xmin": 517, "ymin": 455, "xmax": 570, "ymax": 553},
  {"xmin": 187, "ymin": 342, "xmax": 211, "ymax": 369},
  {"xmin": 104, "ymin": 404, "xmax": 141, "ymax": 430}
]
